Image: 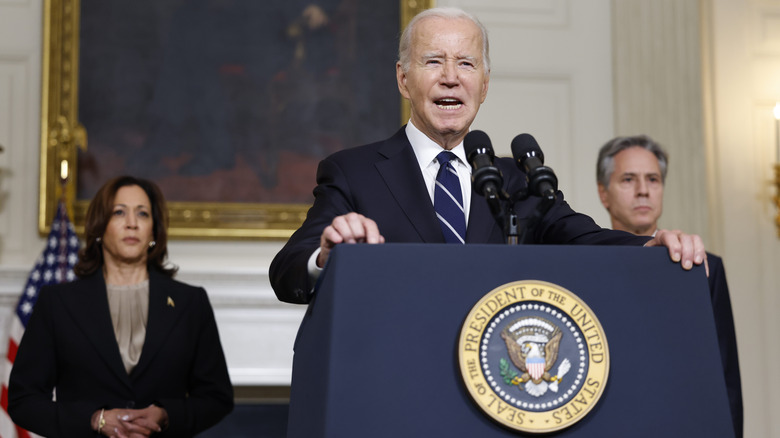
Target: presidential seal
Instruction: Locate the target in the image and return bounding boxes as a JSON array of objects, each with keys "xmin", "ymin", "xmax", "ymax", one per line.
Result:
[{"xmin": 458, "ymin": 280, "xmax": 609, "ymax": 434}]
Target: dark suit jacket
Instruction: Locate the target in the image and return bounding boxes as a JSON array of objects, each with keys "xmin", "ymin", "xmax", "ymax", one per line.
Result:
[
  {"xmin": 270, "ymin": 127, "xmax": 650, "ymax": 303},
  {"xmin": 707, "ymin": 253, "xmax": 743, "ymax": 438},
  {"xmin": 8, "ymin": 268, "xmax": 234, "ymax": 437}
]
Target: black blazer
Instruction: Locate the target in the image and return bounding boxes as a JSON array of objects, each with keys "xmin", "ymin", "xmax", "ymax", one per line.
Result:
[
  {"xmin": 270, "ymin": 127, "xmax": 650, "ymax": 303},
  {"xmin": 8, "ymin": 268, "xmax": 234, "ymax": 437}
]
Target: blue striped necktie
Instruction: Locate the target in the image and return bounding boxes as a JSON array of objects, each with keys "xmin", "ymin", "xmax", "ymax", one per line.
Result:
[{"xmin": 434, "ymin": 151, "xmax": 466, "ymax": 244}]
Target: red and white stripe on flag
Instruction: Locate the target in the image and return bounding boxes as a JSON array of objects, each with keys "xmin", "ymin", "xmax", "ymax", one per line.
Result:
[
  {"xmin": 0, "ymin": 203, "xmax": 78, "ymax": 438},
  {"xmin": 527, "ymin": 357, "xmax": 546, "ymax": 381}
]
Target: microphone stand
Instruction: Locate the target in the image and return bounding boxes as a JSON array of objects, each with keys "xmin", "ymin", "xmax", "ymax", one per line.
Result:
[
  {"xmin": 484, "ymin": 188, "xmax": 519, "ymax": 245},
  {"xmin": 503, "ymin": 189, "xmax": 556, "ymax": 245}
]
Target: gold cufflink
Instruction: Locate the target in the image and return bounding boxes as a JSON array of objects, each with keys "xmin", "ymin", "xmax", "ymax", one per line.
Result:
[{"xmin": 167, "ymin": 296, "xmax": 175, "ymax": 307}]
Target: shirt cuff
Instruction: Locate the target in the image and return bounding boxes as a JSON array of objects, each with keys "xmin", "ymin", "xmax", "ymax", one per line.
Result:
[{"xmin": 307, "ymin": 248, "xmax": 324, "ymax": 284}]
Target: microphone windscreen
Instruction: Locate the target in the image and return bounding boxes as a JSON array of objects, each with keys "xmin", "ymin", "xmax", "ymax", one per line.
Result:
[
  {"xmin": 511, "ymin": 133, "xmax": 544, "ymax": 164},
  {"xmin": 464, "ymin": 130, "xmax": 494, "ymax": 159}
]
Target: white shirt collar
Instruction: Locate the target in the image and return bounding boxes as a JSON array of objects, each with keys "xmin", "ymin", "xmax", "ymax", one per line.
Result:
[{"xmin": 405, "ymin": 120, "xmax": 469, "ymax": 171}]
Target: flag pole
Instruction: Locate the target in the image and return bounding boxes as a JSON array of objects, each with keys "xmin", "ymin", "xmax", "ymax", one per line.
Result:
[
  {"xmin": 57, "ymin": 161, "xmax": 72, "ymax": 283},
  {"xmin": 58, "ymin": 159, "xmax": 71, "ymax": 220}
]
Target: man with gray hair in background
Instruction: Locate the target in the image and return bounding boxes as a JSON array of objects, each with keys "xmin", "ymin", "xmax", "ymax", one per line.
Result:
[{"xmin": 596, "ymin": 135, "xmax": 743, "ymax": 437}]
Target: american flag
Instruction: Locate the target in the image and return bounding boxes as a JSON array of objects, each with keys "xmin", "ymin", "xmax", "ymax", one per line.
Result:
[{"xmin": 0, "ymin": 203, "xmax": 80, "ymax": 438}]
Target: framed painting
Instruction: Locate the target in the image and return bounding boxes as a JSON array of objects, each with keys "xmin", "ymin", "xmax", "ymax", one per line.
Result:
[{"xmin": 39, "ymin": 0, "xmax": 432, "ymax": 239}]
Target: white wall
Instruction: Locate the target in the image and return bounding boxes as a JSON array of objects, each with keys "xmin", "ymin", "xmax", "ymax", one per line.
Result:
[
  {"xmin": 706, "ymin": 1, "xmax": 780, "ymax": 436},
  {"xmin": 0, "ymin": 0, "xmax": 44, "ymax": 267}
]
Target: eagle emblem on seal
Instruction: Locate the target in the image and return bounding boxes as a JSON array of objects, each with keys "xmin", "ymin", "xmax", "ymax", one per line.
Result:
[{"xmin": 500, "ymin": 316, "xmax": 571, "ymax": 397}]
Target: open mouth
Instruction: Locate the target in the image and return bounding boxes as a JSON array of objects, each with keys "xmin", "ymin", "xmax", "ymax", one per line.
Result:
[{"xmin": 435, "ymin": 98, "xmax": 462, "ymax": 110}]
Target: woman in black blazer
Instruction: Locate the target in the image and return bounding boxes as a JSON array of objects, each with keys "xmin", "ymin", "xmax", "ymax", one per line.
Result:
[{"xmin": 8, "ymin": 176, "xmax": 233, "ymax": 437}]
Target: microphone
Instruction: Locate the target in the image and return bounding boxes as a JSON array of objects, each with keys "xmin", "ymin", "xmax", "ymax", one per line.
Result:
[
  {"xmin": 464, "ymin": 130, "xmax": 504, "ymax": 206},
  {"xmin": 510, "ymin": 133, "xmax": 558, "ymax": 200}
]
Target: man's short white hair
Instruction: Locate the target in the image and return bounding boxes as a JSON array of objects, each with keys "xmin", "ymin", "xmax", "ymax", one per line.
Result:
[{"xmin": 397, "ymin": 7, "xmax": 490, "ymax": 75}]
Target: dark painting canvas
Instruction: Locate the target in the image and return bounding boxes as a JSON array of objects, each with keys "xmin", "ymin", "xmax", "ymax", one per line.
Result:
[{"xmin": 77, "ymin": 0, "xmax": 401, "ymax": 204}]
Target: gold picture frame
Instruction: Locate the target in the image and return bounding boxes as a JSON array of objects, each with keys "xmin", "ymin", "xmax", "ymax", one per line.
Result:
[{"xmin": 40, "ymin": 0, "xmax": 433, "ymax": 239}]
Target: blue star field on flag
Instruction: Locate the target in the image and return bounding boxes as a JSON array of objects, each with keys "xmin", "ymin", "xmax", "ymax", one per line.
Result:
[{"xmin": 15, "ymin": 203, "xmax": 80, "ymax": 326}]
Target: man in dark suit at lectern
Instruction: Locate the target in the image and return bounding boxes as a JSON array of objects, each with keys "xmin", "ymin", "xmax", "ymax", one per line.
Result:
[
  {"xmin": 596, "ymin": 134, "xmax": 743, "ymax": 437},
  {"xmin": 269, "ymin": 7, "xmax": 708, "ymax": 305}
]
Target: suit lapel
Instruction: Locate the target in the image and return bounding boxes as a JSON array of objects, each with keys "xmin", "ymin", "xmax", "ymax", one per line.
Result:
[
  {"xmin": 131, "ymin": 269, "xmax": 183, "ymax": 380},
  {"xmin": 61, "ymin": 272, "xmax": 133, "ymax": 388},
  {"xmin": 375, "ymin": 129, "xmax": 444, "ymax": 243}
]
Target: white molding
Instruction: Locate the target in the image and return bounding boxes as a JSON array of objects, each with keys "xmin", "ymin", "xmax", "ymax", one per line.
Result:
[
  {"xmin": 750, "ymin": 4, "xmax": 780, "ymax": 55},
  {"xmin": 0, "ymin": 0, "xmax": 30, "ymax": 6},
  {"xmin": 453, "ymin": 0, "xmax": 570, "ymax": 27},
  {"xmin": 472, "ymin": 74, "xmax": 573, "ymax": 190},
  {"xmin": 0, "ymin": 57, "xmax": 33, "ymax": 259}
]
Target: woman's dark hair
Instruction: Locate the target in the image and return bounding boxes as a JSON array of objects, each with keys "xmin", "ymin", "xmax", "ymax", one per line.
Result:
[{"xmin": 74, "ymin": 176, "xmax": 177, "ymax": 277}]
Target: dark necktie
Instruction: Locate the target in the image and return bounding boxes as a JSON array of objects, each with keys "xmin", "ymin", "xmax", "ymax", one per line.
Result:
[{"xmin": 434, "ymin": 151, "xmax": 466, "ymax": 244}]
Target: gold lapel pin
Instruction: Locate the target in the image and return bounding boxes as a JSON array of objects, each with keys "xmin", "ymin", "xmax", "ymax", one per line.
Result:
[{"xmin": 167, "ymin": 296, "xmax": 175, "ymax": 308}]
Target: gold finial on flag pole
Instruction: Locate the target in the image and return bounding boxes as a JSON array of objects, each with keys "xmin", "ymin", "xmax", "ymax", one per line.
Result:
[
  {"xmin": 47, "ymin": 116, "xmax": 86, "ymax": 230},
  {"xmin": 59, "ymin": 159, "xmax": 69, "ymax": 207}
]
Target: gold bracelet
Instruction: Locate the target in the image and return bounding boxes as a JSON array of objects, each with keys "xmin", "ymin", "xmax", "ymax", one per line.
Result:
[{"xmin": 98, "ymin": 408, "xmax": 106, "ymax": 433}]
